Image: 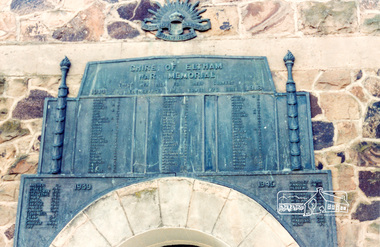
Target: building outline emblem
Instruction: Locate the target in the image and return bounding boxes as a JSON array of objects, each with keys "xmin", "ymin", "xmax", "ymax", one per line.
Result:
[
  {"xmin": 277, "ymin": 187, "xmax": 349, "ymax": 216},
  {"xmin": 142, "ymin": 0, "xmax": 211, "ymax": 41}
]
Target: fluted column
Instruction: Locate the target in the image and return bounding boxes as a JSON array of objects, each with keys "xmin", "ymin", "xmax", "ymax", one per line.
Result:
[
  {"xmin": 51, "ymin": 56, "xmax": 71, "ymax": 174},
  {"xmin": 284, "ymin": 51, "xmax": 302, "ymax": 171}
]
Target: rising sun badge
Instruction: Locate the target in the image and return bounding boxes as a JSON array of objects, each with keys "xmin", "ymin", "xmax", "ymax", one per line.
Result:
[{"xmin": 142, "ymin": 0, "xmax": 211, "ymax": 41}]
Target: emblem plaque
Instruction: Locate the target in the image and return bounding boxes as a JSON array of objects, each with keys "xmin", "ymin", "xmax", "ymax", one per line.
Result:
[{"xmin": 142, "ymin": 0, "xmax": 211, "ymax": 41}]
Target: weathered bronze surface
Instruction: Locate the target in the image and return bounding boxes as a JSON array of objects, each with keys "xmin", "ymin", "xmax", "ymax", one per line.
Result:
[{"xmin": 14, "ymin": 54, "xmax": 337, "ymax": 247}]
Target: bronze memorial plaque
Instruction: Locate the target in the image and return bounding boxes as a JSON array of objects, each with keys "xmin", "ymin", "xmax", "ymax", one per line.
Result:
[{"xmin": 14, "ymin": 54, "xmax": 338, "ymax": 246}]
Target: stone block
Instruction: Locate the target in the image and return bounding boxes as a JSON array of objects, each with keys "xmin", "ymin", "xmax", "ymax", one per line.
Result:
[
  {"xmin": 0, "ymin": 182, "xmax": 19, "ymax": 202},
  {"xmin": 0, "ymin": 120, "xmax": 30, "ymax": 144},
  {"xmin": 271, "ymin": 71, "xmax": 287, "ymax": 93},
  {"xmin": 355, "ymin": 142, "xmax": 380, "ymax": 167},
  {"xmin": 0, "ymin": 12, "xmax": 17, "ymax": 41},
  {"xmin": 0, "ymin": 144, "xmax": 17, "ymax": 175},
  {"xmin": 117, "ymin": 0, "xmax": 158, "ymax": 22},
  {"xmin": 359, "ymin": 171, "xmax": 380, "ymax": 197},
  {"xmin": 361, "ymin": 13, "xmax": 380, "ymax": 34},
  {"xmin": 320, "ymin": 93, "xmax": 360, "ymax": 120},
  {"xmin": 330, "ymin": 165, "xmax": 356, "ymax": 191},
  {"xmin": 201, "ymin": 6, "xmax": 239, "ymax": 37},
  {"xmin": 25, "ymin": 119, "xmax": 43, "ymax": 136},
  {"xmin": 0, "ymin": 77, "xmax": 4, "ymax": 94},
  {"xmin": 240, "ymin": 1, "xmax": 294, "ymax": 37},
  {"xmin": 355, "ymin": 70, "xmax": 363, "ymax": 81},
  {"xmin": 12, "ymin": 90, "xmax": 52, "ymax": 120},
  {"xmin": 349, "ymin": 85, "xmax": 369, "ymax": 103},
  {"xmin": 272, "ymin": 70, "xmax": 318, "ymax": 93},
  {"xmin": 312, "ymin": 121, "xmax": 334, "ymax": 150},
  {"xmin": 314, "ymin": 70, "xmax": 351, "ymax": 90},
  {"xmin": 212, "ymin": 190, "xmax": 268, "ymax": 247},
  {"xmin": 367, "ymin": 222, "xmax": 380, "ymax": 235},
  {"xmin": 239, "ymin": 220, "xmax": 288, "ymax": 247},
  {"xmin": 363, "ymin": 77, "xmax": 380, "ymax": 98},
  {"xmin": 363, "ymin": 101, "xmax": 380, "ymax": 138},
  {"xmin": 0, "ymin": 46, "xmax": 38, "ymax": 76},
  {"xmin": 20, "ymin": 20, "xmax": 50, "ymax": 42},
  {"xmin": 4, "ymin": 224, "xmax": 15, "ymax": 240},
  {"xmin": 39, "ymin": 10, "xmax": 77, "ymax": 29},
  {"xmin": 187, "ymin": 180, "xmax": 230, "ymax": 233},
  {"xmin": 359, "ymin": 0, "xmax": 380, "ymax": 10},
  {"xmin": 364, "ymin": 237, "xmax": 380, "ymax": 246},
  {"xmin": 84, "ymin": 192, "xmax": 132, "ymax": 246},
  {"xmin": 5, "ymin": 77, "xmax": 28, "ymax": 98},
  {"xmin": 15, "ymin": 136, "xmax": 34, "ymax": 154},
  {"xmin": 1, "ymin": 37, "xmax": 380, "ymax": 76},
  {"xmin": 352, "ymin": 201, "xmax": 380, "ymax": 222},
  {"xmin": 52, "ymin": 2, "xmax": 105, "ymax": 42},
  {"xmin": 299, "ymin": 1, "xmax": 358, "ymax": 35},
  {"xmin": 310, "ymin": 93, "xmax": 322, "ymax": 118},
  {"xmin": 0, "ymin": 234, "xmax": 5, "ymax": 247},
  {"xmin": 261, "ymin": 213, "xmax": 296, "ymax": 246},
  {"xmin": 344, "ymin": 191, "xmax": 358, "ymax": 214},
  {"xmin": 158, "ymin": 177, "xmax": 193, "ymax": 227},
  {"xmin": 36, "ymin": 43, "xmax": 122, "ymax": 76},
  {"xmin": 107, "ymin": 22, "xmax": 140, "ymax": 40},
  {"xmin": 336, "ymin": 122, "xmax": 358, "ymax": 145},
  {"xmin": 0, "ymin": 204, "xmax": 16, "ymax": 225},
  {"xmin": 117, "ymin": 180, "xmax": 161, "ymax": 235},
  {"xmin": 61, "ymin": 219, "xmax": 111, "ymax": 247},
  {"xmin": 51, "ymin": 212, "xmax": 87, "ymax": 246},
  {"xmin": 10, "ymin": 0, "xmax": 54, "ymax": 15},
  {"xmin": 0, "ymin": 97, "xmax": 14, "ymax": 121},
  {"xmin": 326, "ymin": 151, "xmax": 345, "ymax": 166},
  {"xmin": 7, "ymin": 155, "xmax": 38, "ymax": 175},
  {"xmin": 65, "ymin": 75, "xmax": 83, "ymax": 97},
  {"xmin": 336, "ymin": 221, "xmax": 360, "ymax": 247}
]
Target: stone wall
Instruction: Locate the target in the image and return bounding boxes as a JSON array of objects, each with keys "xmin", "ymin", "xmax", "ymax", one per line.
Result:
[{"xmin": 0, "ymin": 0, "xmax": 379, "ymax": 246}]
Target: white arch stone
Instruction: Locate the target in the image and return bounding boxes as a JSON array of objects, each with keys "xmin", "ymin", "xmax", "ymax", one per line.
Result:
[{"xmin": 51, "ymin": 177, "xmax": 299, "ymax": 247}]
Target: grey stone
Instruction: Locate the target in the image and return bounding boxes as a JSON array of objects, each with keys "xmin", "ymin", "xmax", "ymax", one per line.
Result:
[
  {"xmin": 107, "ymin": 22, "xmax": 140, "ymax": 39},
  {"xmin": 312, "ymin": 121, "xmax": 334, "ymax": 150},
  {"xmin": 363, "ymin": 101, "xmax": 380, "ymax": 138},
  {"xmin": 356, "ymin": 142, "xmax": 380, "ymax": 167},
  {"xmin": 5, "ymin": 224, "xmax": 15, "ymax": 240},
  {"xmin": 359, "ymin": 171, "xmax": 380, "ymax": 197},
  {"xmin": 13, "ymin": 90, "xmax": 52, "ymax": 120},
  {"xmin": 310, "ymin": 94, "xmax": 322, "ymax": 118},
  {"xmin": 10, "ymin": 0, "xmax": 53, "ymax": 15},
  {"xmin": 0, "ymin": 120, "xmax": 30, "ymax": 144},
  {"xmin": 356, "ymin": 70, "xmax": 363, "ymax": 80},
  {"xmin": 352, "ymin": 201, "xmax": 380, "ymax": 222},
  {"xmin": 118, "ymin": 0, "xmax": 158, "ymax": 21}
]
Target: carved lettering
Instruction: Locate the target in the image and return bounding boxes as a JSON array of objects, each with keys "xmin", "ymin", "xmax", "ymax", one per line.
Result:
[
  {"xmin": 89, "ymin": 99, "xmax": 109, "ymax": 173},
  {"xmin": 26, "ymin": 183, "xmax": 50, "ymax": 229},
  {"xmin": 289, "ymin": 181, "xmax": 309, "ymax": 190},
  {"xmin": 130, "ymin": 64, "xmax": 157, "ymax": 72},
  {"xmin": 47, "ymin": 184, "xmax": 60, "ymax": 228},
  {"xmin": 231, "ymin": 96, "xmax": 248, "ymax": 170},
  {"xmin": 74, "ymin": 184, "xmax": 92, "ymax": 191},
  {"xmin": 161, "ymin": 97, "xmax": 179, "ymax": 172}
]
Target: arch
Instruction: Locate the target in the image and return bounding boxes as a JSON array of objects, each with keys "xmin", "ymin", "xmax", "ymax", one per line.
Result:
[{"xmin": 50, "ymin": 177, "xmax": 299, "ymax": 247}]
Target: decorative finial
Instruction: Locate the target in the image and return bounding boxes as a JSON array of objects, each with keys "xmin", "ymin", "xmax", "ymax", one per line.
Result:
[
  {"xmin": 60, "ymin": 56, "xmax": 71, "ymax": 69},
  {"xmin": 52, "ymin": 56, "xmax": 71, "ymax": 174},
  {"xmin": 283, "ymin": 50, "xmax": 295, "ymax": 64},
  {"xmin": 284, "ymin": 50, "xmax": 302, "ymax": 171}
]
